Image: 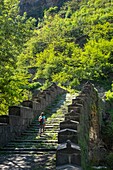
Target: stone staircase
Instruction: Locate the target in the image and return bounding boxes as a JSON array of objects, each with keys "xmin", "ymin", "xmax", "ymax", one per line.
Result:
[{"xmin": 0, "ymin": 93, "xmax": 75, "ymax": 170}]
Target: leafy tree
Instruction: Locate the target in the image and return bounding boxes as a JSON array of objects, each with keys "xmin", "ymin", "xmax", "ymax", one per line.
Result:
[
  {"xmin": 0, "ymin": 0, "xmax": 36, "ymax": 114},
  {"xmin": 19, "ymin": 0, "xmax": 113, "ymax": 91}
]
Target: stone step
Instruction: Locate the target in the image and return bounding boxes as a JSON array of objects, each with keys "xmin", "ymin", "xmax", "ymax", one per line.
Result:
[
  {"xmin": 47, "ymin": 118, "xmax": 64, "ymax": 121},
  {"xmin": 31, "ymin": 118, "xmax": 61, "ymax": 125},
  {"xmin": 5, "ymin": 141, "xmax": 58, "ymax": 145},
  {"xmin": 21, "ymin": 132, "xmax": 58, "ymax": 135},
  {"xmin": 46, "ymin": 124, "xmax": 59, "ymax": 127},
  {"xmin": 23, "ymin": 130, "xmax": 59, "ymax": 133},
  {"xmin": 19, "ymin": 134, "xmax": 58, "ymax": 140},
  {"xmin": 5, "ymin": 143, "xmax": 58, "ymax": 148},
  {"xmin": 46, "ymin": 121, "xmax": 62, "ymax": 124},
  {"xmin": 24, "ymin": 128, "xmax": 59, "ymax": 131},
  {"xmin": 30, "ymin": 123, "xmax": 60, "ymax": 127},
  {"xmin": 28, "ymin": 128, "xmax": 60, "ymax": 131},
  {"xmin": 29, "ymin": 125, "xmax": 59, "ymax": 129},
  {"xmin": 7, "ymin": 143, "xmax": 57, "ymax": 147},
  {"xmin": 0, "ymin": 93, "xmax": 74, "ymax": 169},
  {"xmin": 0, "ymin": 148, "xmax": 56, "ymax": 152},
  {"xmin": 0, "ymin": 150, "xmax": 56, "ymax": 154},
  {"xmin": 14, "ymin": 135, "xmax": 50, "ymax": 140},
  {"xmin": 11, "ymin": 140, "xmax": 58, "ymax": 143},
  {"xmin": 33, "ymin": 118, "xmax": 64, "ymax": 123}
]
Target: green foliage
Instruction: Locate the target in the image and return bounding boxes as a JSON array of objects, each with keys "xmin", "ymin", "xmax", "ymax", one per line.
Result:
[
  {"xmin": 44, "ymin": 7, "xmax": 58, "ymax": 17},
  {"xmin": 105, "ymin": 83, "xmax": 113, "ymax": 102},
  {"xmin": 105, "ymin": 90, "xmax": 113, "ymax": 102},
  {"xmin": 102, "ymin": 121, "xmax": 113, "ymax": 151},
  {"xmin": 81, "ymin": 39, "xmax": 113, "ymax": 80},
  {"xmin": 23, "ymin": 82, "xmax": 41, "ymax": 91},
  {"xmin": 1, "ymin": 0, "xmax": 113, "ymax": 113},
  {"xmin": 106, "ymin": 152, "xmax": 113, "ymax": 169},
  {"xmin": 20, "ymin": 0, "xmax": 113, "ymax": 91},
  {"xmin": 0, "ymin": 0, "xmax": 36, "ymax": 114}
]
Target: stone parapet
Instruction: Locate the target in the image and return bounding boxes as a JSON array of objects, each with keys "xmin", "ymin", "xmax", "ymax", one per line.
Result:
[
  {"xmin": 58, "ymin": 129, "xmax": 78, "ymax": 144},
  {"xmin": 0, "ymin": 123, "xmax": 11, "ymax": 147},
  {"xmin": 56, "ymin": 82, "xmax": 102, "ymax": 170},
  {"xmin": 0, "ymin": 115, "xmax": 9, "ymax": 124},
  {"xmin": 56, "ymin": 140, "xmax": 81, "ymax": 166},
  {"xmin": 60, "ymin": 120, "xmax": 79, "ymax": 130},
  {"xmin": 0, "ymin": 83, "xmax": 66, "ymax": 147}
]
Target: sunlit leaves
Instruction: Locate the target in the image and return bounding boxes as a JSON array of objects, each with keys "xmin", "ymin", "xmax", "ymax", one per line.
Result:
[
  {"xmin": 19, "ymin": 0, "xmax": 113, "ymax": 91},
  {"xmin": 81, "ymin": 38, "xmax": 113, "ymax": 79},
  {"xmin": 0, "ymin": 0, "xmax": 36, "ymax": 114}
]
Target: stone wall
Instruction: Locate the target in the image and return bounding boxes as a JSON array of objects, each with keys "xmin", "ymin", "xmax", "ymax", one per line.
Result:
[
  {"xmin": 56, "ymin": 82, "xmax": 102, "ymax": 170},
  {"xmin": 0, "ymin": 83, "xmax": 66, "ymax": 147}
]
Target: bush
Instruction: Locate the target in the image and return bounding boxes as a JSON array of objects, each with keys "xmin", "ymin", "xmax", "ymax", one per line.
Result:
[
  {"xmin": 101, "ymin": 122, "xmax": 113, "ymax": 150},
  {"xmin": 106, "ymin": 152, "xmax": 113, "ymax": 169},
  {"xmin": 105, "ymin": 90, "xmax": 113, "ymax": 102}
]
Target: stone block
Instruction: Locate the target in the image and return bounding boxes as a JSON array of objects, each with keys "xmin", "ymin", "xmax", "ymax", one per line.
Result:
[
  {"xmin": 69, "ymin": 110, "xmax": 80, "ymax": 116},
  {"xmin": 60, "ymin": 120, "xmax": 79, "ymax": 130},
  {"xmin": 56, "ymin": 164, "xmax": 82, "ymax": 170},
  {"xmin": 72, "ymin": 101, "xmax": 84, "ymax": 108},
  {"xmin": 68, "ymin": 105, "xmax": 81, "ymax": 113},
  {"xmin": 76, "ymin": 94, "xmax": 87, "ymax": 99},
  {"xmin": 21, "ymin": 100, "xmax": 33, "ymax": 108},
  {"xmin": 38, "ymin": 97, "xmax": 46, "ymax": 110},
  {"xmin": 9, "ymin": 106, "xmax": 33, "ymax": 135},
  {"xmin": 72, "ymin": 98, "xmax": 84, "ymax": 105},
  {"xmin": 9, "ymin": 106, "xmax": 21, "ymax": 116},
  {"xmin": 33, "ymin": 101, "xmax": 41, "ymax": 111},
  {"xmin": 9, "ymin": 106, "xmax": 33, "ymax": 119},
  {"xmin": 65, "ymin": 113, "xmax": 80, "ymax": 122},
  {"xmin": 43, "ymin": 90, "xmax": 52, "ymax": 104},
  {"xmin": 49, "ymin": 89, "xmax": 56, "ymax": 99},
  {"xmin": 9, "ymin": 115, "xmax": 23, "ymax": 131},
  {"xmin": 21, "ymin": 107, "xmax": 33, "ymax": 119},
  {"xmin": 58, "ymin": 128, "xmax": 78, "ymax": 144},
  {"xmin": 56, "ymin": 84, "xmax": 66, "ymax": 95},
  {"xmin": 0, "ymin": 115, "xmax": 9, "ymax": 124},
  {"xmin": 0, "ymin": 124, "xmax": 12, "ymax": 147},
  {"xmin": 56, "ymin": 140, "xmax": 81, "ymax": 166}
]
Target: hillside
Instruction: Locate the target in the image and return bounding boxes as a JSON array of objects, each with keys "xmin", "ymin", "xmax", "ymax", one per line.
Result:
[
  {"xmin": 0, "ymin": 0, "xmax": 113, "ymax": 115},
  {"xmin": 20, "ymin": 0, "xmax": 113, "ymax": 88},
  {"xmin": 19, "ymin": 0, "xmax": 69, "ymax": 19}
]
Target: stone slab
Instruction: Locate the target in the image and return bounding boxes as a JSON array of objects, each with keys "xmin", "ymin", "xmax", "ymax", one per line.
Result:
[{"xmin": 56, "ymin": 164, "xmax": 82, "ymax": 170}]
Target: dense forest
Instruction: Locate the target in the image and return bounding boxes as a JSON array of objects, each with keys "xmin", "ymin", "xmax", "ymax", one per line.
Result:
[{"xmin": 0, "ymin": 0, "xmax": 113, "ymax": 115}]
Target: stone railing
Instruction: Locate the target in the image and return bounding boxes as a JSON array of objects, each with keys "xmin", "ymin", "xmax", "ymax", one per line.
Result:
[
  {"xmin": 0, "ymin": 83, "xmax": 66, "ymax": 147},
  {"xmin": 56, "ymin": 82, "xmax": 102, "ymax": 170}
]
